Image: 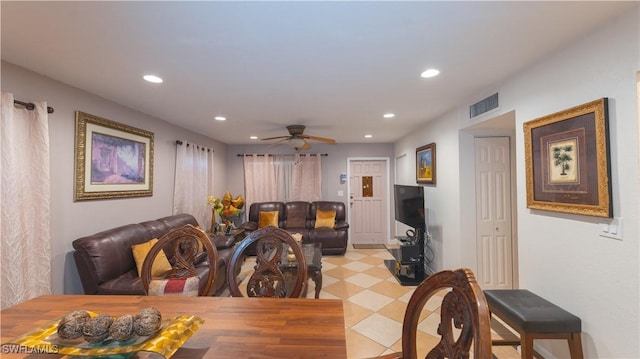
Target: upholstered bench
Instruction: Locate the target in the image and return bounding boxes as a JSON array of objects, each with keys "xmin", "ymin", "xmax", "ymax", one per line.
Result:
[{"xmin": 484, "ymin": 289, "xmax": 583, "ymax": 359}]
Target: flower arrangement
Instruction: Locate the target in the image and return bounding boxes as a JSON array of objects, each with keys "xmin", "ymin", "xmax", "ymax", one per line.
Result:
[{"xmin": 207, "ymin": 192, "xmax": 245, "ymax": 228}]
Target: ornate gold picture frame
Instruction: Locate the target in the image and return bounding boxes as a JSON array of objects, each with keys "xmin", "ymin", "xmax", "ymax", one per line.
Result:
[
  {"xmin": 416, "ymin": 143, "xmax": 436, "ymax": 185},
  {"xmin": 524, "ymin": 98, "xmax": 611, "ymax": 217},
  {"xmin": 74, "ymin": 111, "xmax": 154, "ymax": 201}
]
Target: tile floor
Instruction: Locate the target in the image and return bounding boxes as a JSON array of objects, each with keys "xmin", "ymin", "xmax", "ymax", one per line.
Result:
[{"xmin": 239, "ymin": 245, "xmax": 521, "ymax": 358}]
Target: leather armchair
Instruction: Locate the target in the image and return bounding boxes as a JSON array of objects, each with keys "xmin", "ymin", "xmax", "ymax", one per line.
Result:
[{"xmin": 308, "ymin": 201, "xmax": 349, "ymax": 255}]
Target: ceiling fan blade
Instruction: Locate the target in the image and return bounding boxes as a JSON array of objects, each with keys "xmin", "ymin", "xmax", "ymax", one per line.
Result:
[
  {"xmin": 261, "ymin": 135, "xmax": 291, "ymax": 141},
  {"xmin": 303, "ymin": 135, "xmax": 336, "ymax": 144},
  {"xmin": 301, "ymin": 140, "xmax": 312, "ymax": 150},
  {"xmin": 266, "ymin": 138, "xmax": 289, "ymax": 149}
]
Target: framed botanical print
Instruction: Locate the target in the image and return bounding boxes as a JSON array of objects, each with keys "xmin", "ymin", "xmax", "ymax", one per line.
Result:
[{"xmin": 523, "ymin": 98, "xmax": 611, "ymax": 217}]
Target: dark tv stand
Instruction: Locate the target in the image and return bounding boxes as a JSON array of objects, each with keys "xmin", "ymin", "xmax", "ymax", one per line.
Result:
[{"xmin": 384, "ymin": 229, "xmax": 427, "ymax": 286}]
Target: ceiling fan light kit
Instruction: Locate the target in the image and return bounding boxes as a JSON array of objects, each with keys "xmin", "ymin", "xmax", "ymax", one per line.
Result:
[{"xmin": 288, "ymin": 138, "xmax": 306, "ymax": 149}]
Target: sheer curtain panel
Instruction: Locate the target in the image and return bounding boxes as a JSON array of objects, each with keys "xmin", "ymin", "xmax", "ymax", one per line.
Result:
[
  {"xmin": 1, "ymin": 92, "xmax": 52, "ymax": 309},
  {"xmin": 243, "ymin": 154, "xmax": 277, "ymax": 210},
  {"xmin": 291, "ymin": 154, "xmax": 322, "ymax": 201},
  {"xmin": 173, "ymin": 141, "xmax": 214, "ymax": 230},
  {"xmin": 274, "ymin": 155, "xmax": 293, "ymax": 202}
]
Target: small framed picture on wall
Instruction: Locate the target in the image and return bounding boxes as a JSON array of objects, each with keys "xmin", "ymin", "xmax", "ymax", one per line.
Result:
[{"xmin": 416, "ymin": 143, "xmax": 436, "ymax": 185}]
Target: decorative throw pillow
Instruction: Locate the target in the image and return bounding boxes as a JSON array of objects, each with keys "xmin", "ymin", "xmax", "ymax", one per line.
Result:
[
  {"xmin": 148, "ymin": 276, "xmax": 199, "ymax": 296},
  {"xmin": 131, "ymin": 238, "xmax": 172, "ymax": 278},
  {"xmin": 315, "ymin": 209, "xmax": 336, "ymax": 229},
  {"xmin": 258, "ymin": 210, "xmax": 279, "ymax": 228}
]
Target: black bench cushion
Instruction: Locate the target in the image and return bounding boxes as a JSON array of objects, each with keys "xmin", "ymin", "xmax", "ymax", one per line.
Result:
[{"xmin": 485, "ymin": 289, "xmax": 581, "ymax": 333}]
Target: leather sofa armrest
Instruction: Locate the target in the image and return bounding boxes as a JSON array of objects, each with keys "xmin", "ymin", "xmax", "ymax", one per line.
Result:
[
  {"xmin": 194, "ymin": 251, "xmax": 208, "ymax": 265},
  {"xmin": 335, "ymin": 221, "xmax": 349, "ymax": 230},
  {"xmin": 73, "ymin": 250, "xmax": 100, "ymax": 295}
]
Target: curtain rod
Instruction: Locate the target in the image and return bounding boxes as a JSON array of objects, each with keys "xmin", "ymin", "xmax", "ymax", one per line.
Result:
[
  {"xmin": 175, "ymin": 140, "xmax": 213, "ymax": 152},
  {"xmin": 14, "ymin": 99, "xmax": 54, "ymax": 114},
  {"xmin": 237, "ymin": 153, "xmax": 327, "ymax": 157}
]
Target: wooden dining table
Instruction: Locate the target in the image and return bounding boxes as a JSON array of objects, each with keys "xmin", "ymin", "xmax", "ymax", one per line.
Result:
[{"xmin": 0, "ymin": 295, "xmax": 347, "ymax": 358}]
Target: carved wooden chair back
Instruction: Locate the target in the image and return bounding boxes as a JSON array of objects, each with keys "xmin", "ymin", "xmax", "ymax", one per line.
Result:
[
  {"xmin": 141, "ymin": 224, "xmax": 218, "ymax": 296},
  {"xmin": 227, "ymin": 226, "xmax": 307, "ymax": 298},
  {"xmin": 373, "ymin": 268, "xmax": 491, "ymax": 359}
]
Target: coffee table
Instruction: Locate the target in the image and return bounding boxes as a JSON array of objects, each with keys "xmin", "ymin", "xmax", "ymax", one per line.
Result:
[
  {"xmin": 208, "ymin": 228, "xmax": 245, "ymax": 249},
  {"xmin": 279, "ymin": 242, "xmax": 323, "ymax": 298}
]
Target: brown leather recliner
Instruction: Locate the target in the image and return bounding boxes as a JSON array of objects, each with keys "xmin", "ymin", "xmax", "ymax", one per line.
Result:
[
  {"xmin": 72, "ymin": 214, "xmax": 235, "ymax": 296},
  {"xmin": 239, "ymin": 201, "xmax": 349, "ymax": 255},
  {"xmin": 308, "ymin": 201, "xmax": 349, "ymax": 254}
]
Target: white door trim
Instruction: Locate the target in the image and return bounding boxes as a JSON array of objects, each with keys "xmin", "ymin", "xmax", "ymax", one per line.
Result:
[{"xmin": 346, "ymin": 157, "xmax": 391, "ymax": 247}]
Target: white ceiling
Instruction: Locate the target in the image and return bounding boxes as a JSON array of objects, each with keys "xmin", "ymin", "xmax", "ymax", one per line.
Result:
[{"xmin": 1, "ymin": 1, "xmax": 633, "ymax": 146}]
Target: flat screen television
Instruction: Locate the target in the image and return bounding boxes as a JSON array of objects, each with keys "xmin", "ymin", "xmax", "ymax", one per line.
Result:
[{"xmin": 394, "ymin": 184, "xmax": 425, "ymax": 232}]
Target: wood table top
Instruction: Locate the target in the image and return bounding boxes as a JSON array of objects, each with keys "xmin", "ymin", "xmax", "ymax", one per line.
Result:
[{"xmin": 0, "ymin": 295, "xmax": 347, "ymax": 358}]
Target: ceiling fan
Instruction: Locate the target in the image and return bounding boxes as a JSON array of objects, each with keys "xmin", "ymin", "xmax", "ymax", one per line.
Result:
[{"xmin": 261, "ymin": 125, "xmax": 336, "ymax": 150}]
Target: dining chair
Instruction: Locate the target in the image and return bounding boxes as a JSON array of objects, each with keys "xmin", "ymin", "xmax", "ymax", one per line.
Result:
[
  {"xmin": 227, "ymin": 226, "xmax": 307, "ymax": 298},
  {"xmin": 371, "ymin": 268, "xmax": 492, "ymax": 359},
  {"xmin": 141, "ymin": 224, "xmax": 219, "ymax": 296}
]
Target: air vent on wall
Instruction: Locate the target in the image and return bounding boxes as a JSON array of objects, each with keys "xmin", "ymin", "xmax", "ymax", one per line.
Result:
[{"xmin": 469, "ymin": 92, "xmax": 499, "ymax": 119}]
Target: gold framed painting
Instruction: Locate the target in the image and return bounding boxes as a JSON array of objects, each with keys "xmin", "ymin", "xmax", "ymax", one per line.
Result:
[
  {"xmin": 74, "ymin": 111, "xmax": 154, "ymax": 201},
  {"xmin": 524, "ymin": 98, "xmax": 611, "ymax": 217},
  {"xmin": 416, "ymin": 143, "xmax": 436, "ymax": 185}
]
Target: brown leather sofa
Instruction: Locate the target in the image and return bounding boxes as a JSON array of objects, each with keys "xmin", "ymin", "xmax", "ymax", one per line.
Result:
[
  {"xmin": 72, "ymin": 214, "xmax": 235, "ymax": 296},
  {"xmin": 239, "ymin": 201, "xmax": 349, "ymax": 255}
]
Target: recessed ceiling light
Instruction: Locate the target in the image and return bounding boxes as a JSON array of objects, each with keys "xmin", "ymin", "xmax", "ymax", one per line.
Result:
[
  {"xmin": 214, "ymin": 116, "xmax": 226, "ymax": 121},
  {"xmin": 250, "ymin": 136, "xmax": 258, "ymax": 140},
  {"xmin": 383, "ymin": 113, "xmax": 395, "ymax": 118},
  {"xmin": 420, "ymin": 68, "xmax": 440, "ymax": 78},
  {"xmin": 143, "ymin": 74, "xmax": 163, "ymax": 83},
  {"xmin": 364, "ymin": 134, "xmax": 373, "ymax": 139}
]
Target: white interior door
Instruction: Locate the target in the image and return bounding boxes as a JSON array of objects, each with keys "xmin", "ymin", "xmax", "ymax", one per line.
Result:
[
  {"xmin": 349, "ymin": 159, "xmax": 388, "ymax": 244},
  {"xmin": 475, "ymin": 137, "xmax": 513, "ymax": 289}
]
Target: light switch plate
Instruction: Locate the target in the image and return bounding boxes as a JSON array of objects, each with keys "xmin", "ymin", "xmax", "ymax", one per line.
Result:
[{"xmin": 599, "ymin": 217, "xmax": 623, "ymax": 240}]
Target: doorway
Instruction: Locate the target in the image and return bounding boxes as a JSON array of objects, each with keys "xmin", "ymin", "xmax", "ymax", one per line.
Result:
[
  {"xmin": 460, "ymin": 110, "xmax": 518, "ymax": 289},
  {"xmin": 347, "ymin": 158, "xmax": 390, "ymax": 245}
]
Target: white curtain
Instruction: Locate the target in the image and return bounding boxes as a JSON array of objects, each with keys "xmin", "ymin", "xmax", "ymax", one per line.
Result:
[
  {"xmin": 1, "ymin": 92, "xmax": 52, "ymax": 309},
  {"xmin": 274, "ymin": 155, "xmax": 293, "ymax": 202},
  {"xmin": 243, "ymin": 153, "xmax": 322, "ymax": 206},
  {"xmin": 173, "ymin": 141, "xmax": 214, "ymax": 230},
  {"xmin": 243, "ymin": 154, "xmax": 277, "ymax": 210},
  {"xmin": 291, "ymin": 154, "xmax": 322, "ymax": 201}
]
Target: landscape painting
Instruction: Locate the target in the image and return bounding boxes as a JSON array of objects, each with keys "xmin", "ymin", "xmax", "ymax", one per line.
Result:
[
  {"xmin": 75, "ymin": 111, "xmax": 154, "ymax": 201},
  {"xmin": 90, "ymin": 132, "xmax": 146, "ymax": 184}
]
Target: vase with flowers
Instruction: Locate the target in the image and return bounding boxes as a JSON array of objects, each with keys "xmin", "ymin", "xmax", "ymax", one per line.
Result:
[{"xmin": 207, "ymin": 192, "xmax": 245, "ymax": 232}]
